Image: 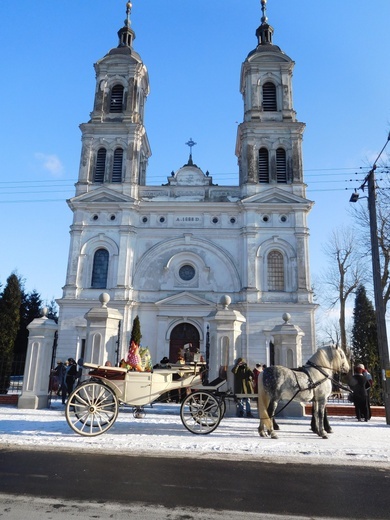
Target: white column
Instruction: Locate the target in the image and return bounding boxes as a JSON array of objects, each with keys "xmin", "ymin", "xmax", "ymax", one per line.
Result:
[{"xmin": 18, "ymin": 312, "xmax": 58, "ymax": 409}]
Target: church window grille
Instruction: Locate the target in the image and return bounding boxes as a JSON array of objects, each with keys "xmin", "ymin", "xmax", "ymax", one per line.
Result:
[
  {"xmin": 258, "ymin": 148, "xmax": 269, "ymax": 183},
  {"xmin": 276, "ymin": 148, "xmax": 287, "ymax": 183},
  {"xmin": 94, "ymin": 148, "xmax": 106, "ymax": 183},
  {"xmin": 179, "ymin": 265, "xmax": 195, "ymax": 281},
  {"xmin": 262, "ymin": 82, "xmax": 277, "ymax": 111},
  {"xmin": 267, "ymin": 250, "xmax": 284, "ymax": 291},
  {"xmin": 91, "ymin": 249, "xmax": 109, "ymax": 289},
  {"xmin": 112, "ymin": 148, "xmax": 123, "ymax": 182},
  {"xmin": 110, "ymin": 84, "xmax": 124, "ymax": 112}
]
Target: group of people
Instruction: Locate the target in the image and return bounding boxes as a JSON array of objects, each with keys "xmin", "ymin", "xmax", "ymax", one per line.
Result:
[
  {"xmin": 231, "ymin": 359, "xmax": 267, "ymax": 418},
  {"xmin": 52, "ymin": 358, "xmax": 80, "ymax": 404}
]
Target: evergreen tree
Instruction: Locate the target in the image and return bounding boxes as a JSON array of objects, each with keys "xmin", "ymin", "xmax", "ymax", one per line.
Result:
[
  {"xmin": 0, "ymin": 274, "xmax": 22, "ymax": 393},
  {"xmin": 46, "ymin": 298, "xmax": 59, "ymax": 323},
  {"xmin": 130, "ymin": 315, "xmax": 142, "ymax": 345},
  {"xmin": 351, "ymin": 285, "xmax": 382, "ymax": 404},
  {"xmin": 14, "ymin": 289, "xmax": 43, "ymax": 358}
]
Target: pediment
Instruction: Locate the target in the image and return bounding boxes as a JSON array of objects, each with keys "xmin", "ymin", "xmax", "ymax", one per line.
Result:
[
  {"xmin": 156, "ymin": 292, "xmax": 214, "ymax": 307},
  {"xmin": 68, "ymin": 187, "xmax": 135, "ymax": 205},
  {"xmin": 241, "ymin": 188, "xmax": 312, "ymax": 206}
]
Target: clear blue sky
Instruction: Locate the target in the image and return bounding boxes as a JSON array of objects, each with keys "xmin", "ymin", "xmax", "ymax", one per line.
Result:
[{"xmin": 1, "ymin": 0, "xmax": 390, "ymax": 305}]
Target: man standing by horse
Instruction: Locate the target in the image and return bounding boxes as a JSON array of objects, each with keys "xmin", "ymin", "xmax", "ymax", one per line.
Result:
[{"xmin": 232, "ymin": 358, "xmax": 255, "ymax": 418}]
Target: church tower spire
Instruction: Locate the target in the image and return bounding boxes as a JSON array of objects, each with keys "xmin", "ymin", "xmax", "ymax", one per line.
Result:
[
  {"xmin": 74, "ymin": 1, "xmax": 151, "ymax": 197},
  {"xmin": 256, "ymin": 0, "xmax": 274, "ymax": 45},
  {"xmin": 118, "ymin": 2, "xmax": 135, "ymax": 48}
]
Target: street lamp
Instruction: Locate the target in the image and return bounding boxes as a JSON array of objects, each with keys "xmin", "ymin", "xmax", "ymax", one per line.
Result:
[{"xmin": 350, "ymin": 132, "xmax": 390, "ymax": 425}]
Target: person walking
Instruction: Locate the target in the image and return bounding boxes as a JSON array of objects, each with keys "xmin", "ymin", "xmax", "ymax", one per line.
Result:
[{"xmin": 232, "ymin": 358, "xmax": 254, "ymax": 418}]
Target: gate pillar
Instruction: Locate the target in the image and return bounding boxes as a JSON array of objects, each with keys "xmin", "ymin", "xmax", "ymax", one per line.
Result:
[
  {"xmin": 207, "ymin": 295, "xmax": 246, "ymax": 389},
  {"xmin": 84, "ymin": 293, "xmax": 123, "ymax": 366},
  {"xmin": 270, "ymin": 313, "xmax": 305, "ymax": 368},
  {"xmin": 18, "ymin": 309, "xmax": 58, "ymax": 409}
]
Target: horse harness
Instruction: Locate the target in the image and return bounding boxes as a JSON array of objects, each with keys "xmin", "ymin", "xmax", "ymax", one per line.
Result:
[{"xmin": 271, "ymin": 361, "xmax": 341, "ymax": 418}]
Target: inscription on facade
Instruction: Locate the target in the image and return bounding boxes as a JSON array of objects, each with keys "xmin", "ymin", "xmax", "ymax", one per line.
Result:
[{"xmin": 175, "ymin": 216, "xmax": 203, "ymax": 224}]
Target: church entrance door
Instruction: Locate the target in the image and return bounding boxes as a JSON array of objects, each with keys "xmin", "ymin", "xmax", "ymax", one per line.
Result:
[{"xmin": 169, "ymin": 323, "xmax": 200, "ymax": 363}]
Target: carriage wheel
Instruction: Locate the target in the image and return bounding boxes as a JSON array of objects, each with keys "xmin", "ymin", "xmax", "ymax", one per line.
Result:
[
  {"xmin": 65, "ymin": 381, "xmax": 119, "ymax": 437},
  {"xmin": 180, "ymin": 391, "xmax": 222, "ymax": 434}
]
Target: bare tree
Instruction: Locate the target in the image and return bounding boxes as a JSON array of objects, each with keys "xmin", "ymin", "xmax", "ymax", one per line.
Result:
[
  {"xmin": 321, "ymin": 227, "xmax": 367, "ymax": 351},
  {"xmin": 351, "ymin": 172, "xmax": 390, "ymax": 311}
]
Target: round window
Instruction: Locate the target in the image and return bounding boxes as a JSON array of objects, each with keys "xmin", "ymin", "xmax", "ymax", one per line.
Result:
[{"xmin": 179, "ymin": 265, "xmax": 195, "ymax": 281}]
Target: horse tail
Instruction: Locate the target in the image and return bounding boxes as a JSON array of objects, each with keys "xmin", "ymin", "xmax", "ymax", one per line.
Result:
[{"xmin": 257, "ymin": 372, "xmax": 273, "ymax": 435}]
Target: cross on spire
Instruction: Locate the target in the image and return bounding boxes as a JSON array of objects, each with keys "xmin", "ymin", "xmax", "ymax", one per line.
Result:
[
  {"xmin": 185, "ymin": 138, "xmax": 197, "ymax": 165},
  {"xmin": 261, "ymin": 0, "xmax": 268, "ymax": 24}
]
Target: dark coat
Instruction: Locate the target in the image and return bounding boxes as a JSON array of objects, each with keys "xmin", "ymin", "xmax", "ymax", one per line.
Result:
[{"xmin": 232, "ymin": 361, "xmax": 254, "ymax": 394}]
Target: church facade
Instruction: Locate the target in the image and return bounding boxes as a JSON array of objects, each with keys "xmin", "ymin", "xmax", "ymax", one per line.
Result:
[{"xmin": 56, "ymin": 1, "xmax": 317, "ymax": 373}]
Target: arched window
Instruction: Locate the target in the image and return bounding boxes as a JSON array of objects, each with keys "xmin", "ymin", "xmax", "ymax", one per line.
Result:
[
  {"xmin": 91, "ymin": 249, "xmax": 109, "ymax": 289},
  {"xmin": 262, "ymin": 82, "xmax": 277, "ymax": 111},
  {"xmin": 276, "ymin": 148, "xmax": 287, "ymax": 183},
  {"xmin": 258, "ymin": 148, "xmax": 269, "ymax": 183},
  {"xmin": 94, "ymin": 148, "xmax": 106, "ymax": 183},
  {"xmin": 112, "ymin": 148, "xmax": 123, "ymax": 182},
  {"xmin": 267, "ymin": 250, "xmax": 284, "ymax": 291},
  {"xmin": 110, "ymin": 84, "xmax": 124, "ymax": 112}
]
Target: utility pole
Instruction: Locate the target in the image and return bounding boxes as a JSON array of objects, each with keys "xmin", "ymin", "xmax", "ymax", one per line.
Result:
[{"xmin": 350, "ymin": 133, "xmax": 390, "ymax": 424}]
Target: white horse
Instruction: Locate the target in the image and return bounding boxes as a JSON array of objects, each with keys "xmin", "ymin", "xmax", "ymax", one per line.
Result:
[{"xmin": 258, "ymin": 345, "xmax": 350, "ymax": 439}]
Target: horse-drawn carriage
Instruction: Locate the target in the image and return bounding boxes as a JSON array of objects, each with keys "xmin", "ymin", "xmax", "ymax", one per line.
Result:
[
  {"xmin": 65, "ymin": 345, "xmax": 350, "ymax": 439},
  {"xmin": 65, "ymin": 361, "xmax": 226, "ymax": 437}
]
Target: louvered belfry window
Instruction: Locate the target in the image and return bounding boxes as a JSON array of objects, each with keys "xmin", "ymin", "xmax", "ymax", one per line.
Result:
[
  {"xmin": 267, "ymin": 250, "xmax": 285, "ymax": 291},
  {"xmin": 258, "ymin": 148, "xmax": 269, "ymax": 183},
  {"xmin": 276, "ymin": 148, "xmax": 287, "ymax": 183},
  {"xmin": 112, "ymin": 148, "xmax": 123, "ymax": 182},
  {"xmin": 110, "ymin": 84, "xmax": 124, "ymax": 113},
  {"xmin": 262, "ymin": 82, "xmax": 277, "ymax": 111},
  {"xmin": 91, "ymin": 249, "xmax": 109, "ymax": 289},
  {"xmin": 94, "ymin": 148, "xmax": 106, "ymax": 183}
]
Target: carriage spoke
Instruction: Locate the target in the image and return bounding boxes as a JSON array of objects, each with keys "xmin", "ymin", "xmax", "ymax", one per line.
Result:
[
  {"xmin": 65, "ymin": 381, "xmax": 119, "ymax": 437},
  {"xmin": 180, "ymin": 391, "xmax": 222, "ymax": 434}
]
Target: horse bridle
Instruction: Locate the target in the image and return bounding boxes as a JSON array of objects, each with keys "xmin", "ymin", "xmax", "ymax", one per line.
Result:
[{"xmin": 306, "ymin": 360, "xmax": 351, "ymax": 392}]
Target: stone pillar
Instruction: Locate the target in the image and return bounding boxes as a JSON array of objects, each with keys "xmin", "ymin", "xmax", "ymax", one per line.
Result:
[
  {"xmin": 84, "ymin": 293, "xmax": 123, "ymax": 366},
  {"xmin": 207, "ymin": 295, "xmax": 246, "ymax": 388},
  {"xmin": 271, "ymin": 313, "xmax": 305, "ymax": 368},
  {"xmin": 18, "ymin": 310, "xmax": 58, "ymax": 409}
]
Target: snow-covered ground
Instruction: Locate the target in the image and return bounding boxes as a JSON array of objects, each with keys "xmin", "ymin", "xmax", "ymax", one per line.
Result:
[{"xmin": 1, "ymin": 398, "xmax": 389, "ymax": 468}]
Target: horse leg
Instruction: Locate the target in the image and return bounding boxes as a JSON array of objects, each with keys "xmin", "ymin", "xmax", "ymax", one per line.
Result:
[
  {"xmin": 324, "ymin": 408, "xmax": 332, "ymax": 434},
  {"xmin": 257, "ymin": 387, "xmax": 276, "ymax": 438},
  {"xmin": 314, "ymin": 400, "xmax": 328, "ymax": 439},
  {"xmin": 267, "ymin": 402, "xmax": 280, "ymax": 431}
]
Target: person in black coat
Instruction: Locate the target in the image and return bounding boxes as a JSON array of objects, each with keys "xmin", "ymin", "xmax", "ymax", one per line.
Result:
[
  {"xmin": 348, "ymin": 366, "xmax": 370, "ymax": 422},
  {"xmin": 62, "ymin": 358, "xmax": 78, "ymax": 404}
]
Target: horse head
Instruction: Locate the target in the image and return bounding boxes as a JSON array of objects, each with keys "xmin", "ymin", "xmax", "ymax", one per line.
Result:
[
  {"xmin": 309, "ymin": 345, "xmax": 350, "ymax": 374},
  {"xmin": 334, "ymin": 345, "xmax": 350, "ymax": 374}
]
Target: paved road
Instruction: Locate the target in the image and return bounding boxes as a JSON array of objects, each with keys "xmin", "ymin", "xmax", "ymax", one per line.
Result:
[{"xmin": 0, "ymin": 449, "xmax": 389, "ymax": 519}]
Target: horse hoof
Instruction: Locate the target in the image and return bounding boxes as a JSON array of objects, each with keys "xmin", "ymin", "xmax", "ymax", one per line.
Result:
[
  {"xmin": 321, "ymin": 433, "xmax": 329, "ymax": 439},
  {"xmin": 259, "ymin": 430, "xmax": 267, "ymax": 438},
  {"xmin": 326, "ymin": 428, "xmax": 333, "ymax": 434},
  {"xmin": 271, "ymin": 432, "xmax": 278, "ymax": 439}
]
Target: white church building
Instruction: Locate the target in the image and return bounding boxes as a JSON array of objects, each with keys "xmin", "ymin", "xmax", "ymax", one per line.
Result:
[{"xmin": 56, "ymin": 1, "xmax": 317, "ymax": 375}]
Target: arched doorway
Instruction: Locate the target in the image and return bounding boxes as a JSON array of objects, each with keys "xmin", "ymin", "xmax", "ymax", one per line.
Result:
[{"xmin": 169, "ymin": 323, "xmax": 200, "ymax": 363}]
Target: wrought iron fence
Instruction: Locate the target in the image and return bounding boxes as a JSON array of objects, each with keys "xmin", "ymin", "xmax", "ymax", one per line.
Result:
[{"xmin": 0, "ymin": 354, "xmax": 25, "ymax": 395}]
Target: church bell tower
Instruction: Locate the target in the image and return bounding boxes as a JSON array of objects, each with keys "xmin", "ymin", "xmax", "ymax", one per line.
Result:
[
  {"xmin": 236, "ymin": 0, "xmax": 305, "ymax": 198},
  {"xmin": 75, "ymin": 2, "xmax": 151, "ymax": 199}
]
